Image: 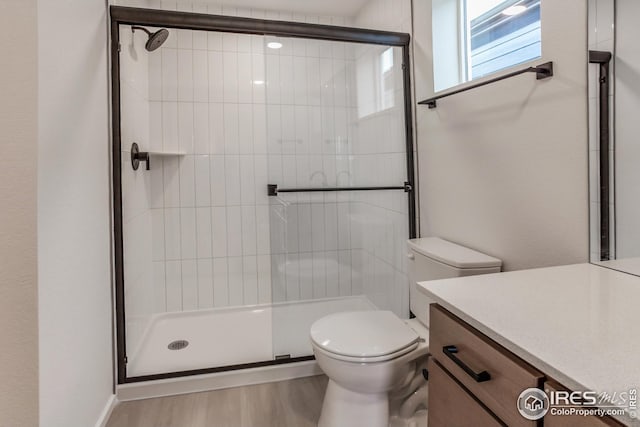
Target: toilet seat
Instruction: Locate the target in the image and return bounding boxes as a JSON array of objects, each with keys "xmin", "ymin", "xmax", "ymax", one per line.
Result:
[
  {"xmin": 310, "ymin": 311, "xmax": 420, "ymax": 363},
  {"xmin": 313, "ymin": 340, "xmax": 420, "ymax": 363}
]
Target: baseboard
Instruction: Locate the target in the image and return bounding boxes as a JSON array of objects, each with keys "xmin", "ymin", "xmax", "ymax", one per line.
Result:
[
  {"xmin": 95, "ymin": 394, "xmax": 118, "ymax": 427},
  {"xmin": 117, "ymin": 359, "xmax": 322, "ymax": 401}
]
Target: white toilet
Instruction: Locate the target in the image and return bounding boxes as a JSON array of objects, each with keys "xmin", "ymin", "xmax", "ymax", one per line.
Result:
[{"xmin": 310, "ymin": 237, "xmax": 502, "ymax": 427}]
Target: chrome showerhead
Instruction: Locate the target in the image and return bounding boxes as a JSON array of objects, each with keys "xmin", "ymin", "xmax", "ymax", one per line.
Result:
[{"xmin": 132, "ymin": 26, "xmax": 169, "ymax": 52}]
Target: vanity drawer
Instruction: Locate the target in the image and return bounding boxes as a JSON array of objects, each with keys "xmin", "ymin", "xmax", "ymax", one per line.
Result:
[
  {"xmin": 428, "ymin": 358, "xmax": 505, "ymax": 427},
  {"xmin": 544, "ymin": 380, "xmax": 625, "ymax": 427},
  {"xmin": 430, "ymin": 304, "xmax": 544, "ymax": 427}
]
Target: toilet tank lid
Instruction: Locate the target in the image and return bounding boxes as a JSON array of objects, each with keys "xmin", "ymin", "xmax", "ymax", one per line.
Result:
[{"xmin": 407, "ymin": 237, "xmax": 502, "ymax": 269}]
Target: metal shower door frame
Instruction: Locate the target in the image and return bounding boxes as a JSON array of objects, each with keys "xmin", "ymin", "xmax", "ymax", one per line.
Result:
[{"xmin": 110, "ymin": 5, "xmax": 416, "ymax": 384}]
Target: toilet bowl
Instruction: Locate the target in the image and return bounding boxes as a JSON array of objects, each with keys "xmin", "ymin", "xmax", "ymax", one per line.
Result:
[
  {"xmin": 311, "ymin": 311, "xmax": 429, "ymax": 427},
  {"xmin": 310, "ymin": 237, "xmax": 502, "ymax": 427}
]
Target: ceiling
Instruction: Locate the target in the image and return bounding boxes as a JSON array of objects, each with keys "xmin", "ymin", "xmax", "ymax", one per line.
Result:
[{"xmin": 177, "ymin": 0, "xmax": 372, "ymax": 18}]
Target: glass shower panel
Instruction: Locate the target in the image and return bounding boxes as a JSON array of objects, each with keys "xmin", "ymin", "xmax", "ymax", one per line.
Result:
[
  {"xmin": 267, "ymin": 38, "xmax": 410, "ymax": 359},
  {"xmin": 119, "ymin": 25, "xmax": 292, "ymax": 377}
]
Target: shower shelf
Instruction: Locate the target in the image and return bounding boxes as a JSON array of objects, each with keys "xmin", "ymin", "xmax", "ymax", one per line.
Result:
[{"xmin": 130, "ymin": 143, "xmax": 186, "ymax": 171}]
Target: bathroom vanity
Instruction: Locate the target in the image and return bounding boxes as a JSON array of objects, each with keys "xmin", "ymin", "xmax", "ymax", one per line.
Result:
[{"xmin": 418, "ymin": 263, "xmax": 640, "ymax": 427}]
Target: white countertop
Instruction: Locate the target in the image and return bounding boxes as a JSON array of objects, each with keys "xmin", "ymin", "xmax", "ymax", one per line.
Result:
[
  {"xmin": 417, "ymin": 263, "xmax": 640, "ymax": 426},
  {"xmin": 597, "ymin": 257, "xmax": 640, "ymax": 278}
]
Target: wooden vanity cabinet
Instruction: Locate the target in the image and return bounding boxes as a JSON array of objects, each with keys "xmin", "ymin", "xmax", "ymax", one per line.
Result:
[
  {"xmin": 428, "ymin": 304, "xmax": 626, "ymax": 427},
  {"xmin": 428, "ymin": 357, "xmax": 504, "ymax": 427},
  {"xmin": 429, "ymin": 304, "xmax": 543, "ymax": 427}
]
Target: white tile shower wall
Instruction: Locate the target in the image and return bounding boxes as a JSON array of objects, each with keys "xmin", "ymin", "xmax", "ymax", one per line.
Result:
[
  {"xmin": 120, "ymin": 26, "xmax": 156, "ymax": 356},
  {"xmin": 269, "ymin": 42, "xmax": 411, "ymax": 317},
  {"xmin": 588, "ymin": 0, "xmax": 615, "ymax": 261},
  {"xmin": 141, "ymin": 2, "xmax": 412, "ymax": 315},
  {"xmin": 265, "ymin": 35, "xmax": 360, "ymax": 309},
  {"xmin": 267, "ymin": 0, "xmax": 412, "ymax": 318},
  {"xmin": 117, "ymin": 0, "xmax": 413, "ymax": 318},
  {"xmin": 350, "ymin": 0, "xmax": 413, "ymax": 317}
]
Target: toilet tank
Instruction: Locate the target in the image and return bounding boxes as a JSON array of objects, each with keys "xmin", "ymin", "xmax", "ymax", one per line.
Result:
[{"xmin": 407, "ymin": 237, "xmax": 502, "ymax": 328}]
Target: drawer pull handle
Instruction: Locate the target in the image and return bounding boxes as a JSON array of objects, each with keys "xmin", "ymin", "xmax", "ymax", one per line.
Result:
[{"xmin": 443, "ymin": 345, "xmax": 491, "ymax": 383}]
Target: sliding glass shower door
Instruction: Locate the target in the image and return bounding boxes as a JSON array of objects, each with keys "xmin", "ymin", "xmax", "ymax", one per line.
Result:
[
  {"xmin": 113, "ymin": 6, "xmax": 413, "ymax": 382},
  {"xmin": 265, "ymin": 38, "xmax": 411, "ymax": 360}
]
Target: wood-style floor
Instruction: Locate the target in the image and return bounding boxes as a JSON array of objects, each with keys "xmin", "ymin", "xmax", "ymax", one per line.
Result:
[{"xmin": 106, "ymin": 375, "xmax": 328, "ymax": 427}]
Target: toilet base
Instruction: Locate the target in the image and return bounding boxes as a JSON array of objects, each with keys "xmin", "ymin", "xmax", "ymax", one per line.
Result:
[{"xmin": 318, "ymin": 379, "xmax": 389, "ymax": 427}]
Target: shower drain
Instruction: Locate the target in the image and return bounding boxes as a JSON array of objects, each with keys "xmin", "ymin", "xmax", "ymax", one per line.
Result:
[{"xmin": 168, "ymin": 340, "xmax": 189, "ymax": 350}]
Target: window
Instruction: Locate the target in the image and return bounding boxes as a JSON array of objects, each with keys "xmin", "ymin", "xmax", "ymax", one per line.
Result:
[
  {"xmin": 380, "ymin": 47, "xmax": 395, "ymax": 111},
  {"xmin": 356, "ymin": 46, "xmax": 399, "ymax": 118},
  {"xmin": 432, "ymin": 0, "xmax": 541, "ymax": 92}
]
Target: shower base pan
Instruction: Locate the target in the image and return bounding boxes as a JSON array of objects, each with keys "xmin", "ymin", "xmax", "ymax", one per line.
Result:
[{"xmin": 126, "ymin": 295, "xmax": 376, "ymax": 379}]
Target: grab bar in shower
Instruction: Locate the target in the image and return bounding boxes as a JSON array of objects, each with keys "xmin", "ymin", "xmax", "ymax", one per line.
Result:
[
  {"xmin": 418, "ymin": 61, "xmax": 554, "ymax": 109},
  {"xmin": 267, "ymin": 183, "xmax": 413, "ymax": 196}
]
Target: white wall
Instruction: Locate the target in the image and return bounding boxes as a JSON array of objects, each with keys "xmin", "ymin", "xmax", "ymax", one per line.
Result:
[
  {"xmin": 353, "ymin": 0, "xmax": 412, "ymax": 32},
  {"xmin": 413, "ymin": 0, "xmax": 589, "ymax": 271},
  {"xmin": 37, "ymin": 0, "xmax": 114, "ymax": 426},
  {"xmin": 0, "ymin": 1, "xmax": 39, "ymax": 426}
]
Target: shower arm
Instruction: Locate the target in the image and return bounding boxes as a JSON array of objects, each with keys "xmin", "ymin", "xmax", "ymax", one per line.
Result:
[{"xmin": 131, "ymin": 26, "xmax": 152, "ymax": 36}]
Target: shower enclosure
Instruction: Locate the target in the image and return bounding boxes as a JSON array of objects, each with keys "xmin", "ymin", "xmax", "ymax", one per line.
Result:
[{"xmin": 111, "ymin": 6, "xmax": 415, "ymax": 383}]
